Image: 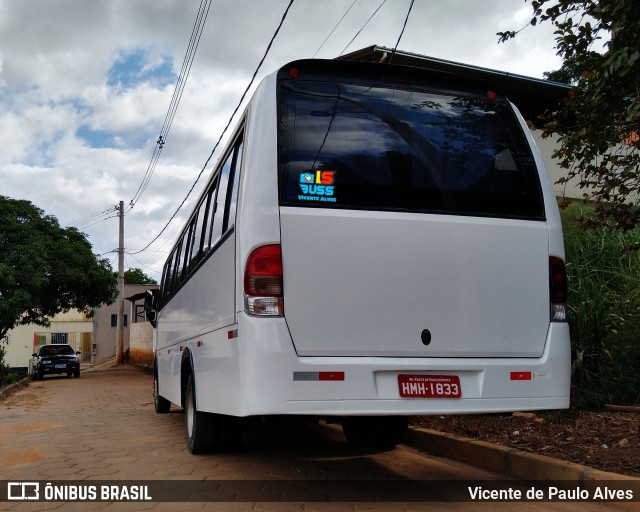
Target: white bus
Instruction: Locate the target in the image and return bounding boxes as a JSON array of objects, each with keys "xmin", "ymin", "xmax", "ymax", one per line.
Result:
[{"xmin": 146, "ymin": 59, "xmax": 570, "ymax": 454}]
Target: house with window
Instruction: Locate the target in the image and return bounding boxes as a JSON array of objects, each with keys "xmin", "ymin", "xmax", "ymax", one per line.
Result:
[
  {"xmin": 124, "ymin": 290, "xmax": 156, "ymax": 368},
  {"xmin": 4, "ymin": 309, "xmax": 94, "ymax": 376},
  {"xmin": 91, "ymin": 283, "xmax": 158, "ymax": 365}
]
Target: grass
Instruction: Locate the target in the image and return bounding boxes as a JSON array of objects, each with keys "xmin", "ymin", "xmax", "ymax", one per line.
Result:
[{"xmin": 560, "ymin": 200, "xmax": 640, "ymax": 409}]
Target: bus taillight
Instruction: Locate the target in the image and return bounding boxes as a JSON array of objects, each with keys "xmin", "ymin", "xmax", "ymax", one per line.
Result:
[
  {"xmin": 549, "ymin": 256, "xmax": 567, "ymax": 322},
  {"xmin": 244, "ymin": 244, "xmax": 283, "ymax": 316}
]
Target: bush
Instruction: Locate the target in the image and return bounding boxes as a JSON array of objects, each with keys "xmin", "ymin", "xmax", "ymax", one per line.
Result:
[
  {"xmin": 0, "ymin": 342, "xmax": 16, "ymax": 388},
  {"xmin": 561, "ymin": 202, "xmax": 640, "ymax": 408}
]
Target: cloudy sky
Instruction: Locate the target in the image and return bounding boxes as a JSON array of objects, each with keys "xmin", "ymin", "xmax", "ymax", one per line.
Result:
[{"xmin": 0, "ymin": 0, "xmax": 566, "ymax": 282}]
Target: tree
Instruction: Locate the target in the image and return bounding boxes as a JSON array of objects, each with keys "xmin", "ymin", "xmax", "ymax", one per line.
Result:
[
  {"xmin": 123, "ymin": 268, "xmax": 157, "ymax": 285},
  {"xmin": 499, "ymin": 0, "xmax": 640, "ymax": 228},
  {"xmin": 0, "ymin": 196, "xmax": 118, "ymax": 345},
  {"xmin": 543, "ymin": 51, "xmax": 603, "ymax": 85}
]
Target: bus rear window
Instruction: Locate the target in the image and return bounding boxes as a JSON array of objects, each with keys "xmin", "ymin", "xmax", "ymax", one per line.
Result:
[{"xmin": 278, "ymin": 79, "xmax": 544, "ymax": 219}]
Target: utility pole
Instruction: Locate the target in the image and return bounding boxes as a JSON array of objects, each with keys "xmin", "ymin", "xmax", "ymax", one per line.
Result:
[{"xmin": 115, "ymin": 200, "xmax": 125, "ymax": 365}]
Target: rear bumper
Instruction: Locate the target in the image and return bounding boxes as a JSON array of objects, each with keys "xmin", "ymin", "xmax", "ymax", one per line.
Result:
[{"xmin": 196, "ymin": 314, "xmax": 570, "ymax": 416}]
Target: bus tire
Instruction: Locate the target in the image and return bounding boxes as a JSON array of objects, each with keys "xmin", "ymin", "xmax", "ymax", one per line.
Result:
[
  {"xmin": 342, "ymin": 416, "xmax": 408, "ymax": 448},
  {"xmin": 184, "ymin": 375, "xmax": 243, "ymax": 454},
  {"xmin": 154, "ymin": 371, "xmax": 171, "ymax": 414},
  {"xmin": 185, "ymin": 375, "xmax": 215, "ymax": 453}
]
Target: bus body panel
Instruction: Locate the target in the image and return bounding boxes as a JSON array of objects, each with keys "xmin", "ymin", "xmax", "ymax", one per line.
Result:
[
  {"xmin": 234, "ymin": 75, "xmax": 282, "ymax": 310},
  {"xmin": 198, "ymin": 314, "xmax": 570, "ymax": 416},
  {"xmin": 280, "ymin": 208, "xmax": 550, "ymax": 358},
  {"xmin": 177, "ymin": 314, "xmax": 569, "ymax": 417},
  {"xmin": 155, "ymin": 234, "xmax": 236, "ymax": 407},
  {"xmin": 520, "ymin": 108, "xmax": 566, "ymax": 259}
]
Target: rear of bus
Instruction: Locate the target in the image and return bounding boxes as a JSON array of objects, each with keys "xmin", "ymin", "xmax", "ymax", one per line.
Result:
[{"xmin": 241, "ymin": 60, "xmax": 570, "ymax": 442}]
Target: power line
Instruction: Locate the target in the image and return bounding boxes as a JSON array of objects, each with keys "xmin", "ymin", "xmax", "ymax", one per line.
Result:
[
  {"xmin": 131, "ymin": 0, "xmax": 297, "ymax": 256},
  {"xmin": 138, "ymin": 223, "xmax": 182, "ymax": 267},
  {"xmin": 312, "ymin": 0, "xmax": 358, "ymax": 58},
  {"xmin": 56, "ymin": 2, "xmax": 213, "ymax": 258},
  {"xmin": 58, "ymin": 3, "xmax": 213, "ymax": 259},
  {"xmin": 125, "ymin": 250, "xmax": 163, "ymax": 276},
  {"xmin": 339, "ymin": 0, "xmax": 388, "ymax": 56},
  {"xmin": 78, "ymin": 213, "xmax": 120, "ymax": 230},
  {"xmin": 128, "ymin": 0, "xmax": 213, "ymax": 209},
  {"xmin": 388, "ymin": 0, "xmax": 415, "ymax": 64},
  {"xmin": 97, "ymin": 249, "xmax": 118, "ymax": 257},
  {"xmin": 69, "ymin": 205, "xmax": 118, "ymax": 229}
]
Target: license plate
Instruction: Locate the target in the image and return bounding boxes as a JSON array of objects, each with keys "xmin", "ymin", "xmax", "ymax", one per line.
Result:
[
  {"xmin": 398, "ymin": 374, "xmax": 462, "ymax": 398},
  {"xmin": 55, "ymin": 364, "xmax": 66, "ymax": 369}
]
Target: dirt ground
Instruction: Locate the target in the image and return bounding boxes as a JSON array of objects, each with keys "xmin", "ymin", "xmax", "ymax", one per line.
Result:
[{"xmin": 412, "ymin": 410, "xmax": 640, "ymax": 478}]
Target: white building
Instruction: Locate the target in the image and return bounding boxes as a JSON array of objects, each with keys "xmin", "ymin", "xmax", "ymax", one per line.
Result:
[{"xmin": 4, "ymin": 310, "xmax": 93, "ymax": 375}]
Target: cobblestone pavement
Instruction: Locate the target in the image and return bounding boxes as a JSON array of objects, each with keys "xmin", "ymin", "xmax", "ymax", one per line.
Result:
[{"xmin": 0, "ymin": 368, "xmax": 636, "ymax": 511}]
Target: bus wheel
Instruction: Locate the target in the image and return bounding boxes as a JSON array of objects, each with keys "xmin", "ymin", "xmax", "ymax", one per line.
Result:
[
  {"xmin": 184, "ymin": 375, "xmax": 243, "ymax": 454},
  {"xmin": 342, "ymin": 416, "xmax": 408, "ymax": 448},
  {"xmin": 185, "ymin": 375, "xmax": 214, "ymax": 453},
  {"xmin": 154, "ymin": 371, "xmax": 171, "ymax": 414}
]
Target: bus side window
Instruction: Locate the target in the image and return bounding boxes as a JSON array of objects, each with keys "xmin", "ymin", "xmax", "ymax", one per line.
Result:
[
  {"xmin": 177, "ymin": 222, "xmax": 194, "ymax": 286},
  {"xmin": 223, "ymin": 138, "xmax": 243, "ymax": 233},
  {"xmin": 203, "ymin": 172, "xmax": 221, "ymax": 253},
  {"xmin": 188, "ymin": 198, "xmax": 208, "ymax": 273},
  {"xmin": 164, "ymin": 246, "xmax": 180, "ymax": 303},
  {"xmin": 160, "ymin": 251, "xmax": 175, "ymax": 307},
  {"xmin": 208, "ymin": 156, "xmax": 232, "ymax": 248},
  {"xmin": 205, "ymin": 131, "xmax": 244, "ymax": 249}
]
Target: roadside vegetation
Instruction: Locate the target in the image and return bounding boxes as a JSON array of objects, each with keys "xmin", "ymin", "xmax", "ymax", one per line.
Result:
[
  {"xmin": 0, "ymin": 344, "xmax": 16, "ymax": 388},
  {"xmin": 0, "ymin": 196, "xmax": 118, "ymax": 388},
  {"xmin": 561, "ymin": 200, "xmax": 640, "ymax": 409}
]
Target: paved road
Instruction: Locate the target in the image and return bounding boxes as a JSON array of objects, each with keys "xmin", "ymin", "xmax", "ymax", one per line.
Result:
[{"xmin": 0, "ymin": 368, "xmax": 637, "ymax": 511}]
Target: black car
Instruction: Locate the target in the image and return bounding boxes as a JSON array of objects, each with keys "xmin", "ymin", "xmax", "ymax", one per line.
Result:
[{"xmin": 32, "ymin": 344, "xmax": 81, "ymax": 379}]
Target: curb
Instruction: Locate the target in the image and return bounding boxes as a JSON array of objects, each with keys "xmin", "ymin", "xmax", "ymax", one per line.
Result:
[
  {"xmin": 406, "ymin": 426, "xmax": 639, "ymax": 482},
  {"xmin": 0, "ymin": 376, "xmax": 29, "ymax": 398},
  {"xmin": 81, "ymin": 358, "xmax": 153, "ymax": 375}
]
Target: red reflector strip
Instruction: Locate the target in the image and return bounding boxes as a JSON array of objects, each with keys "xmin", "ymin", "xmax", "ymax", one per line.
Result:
[
  {"xmin": 319, "ymin": 372, "xmax": 345, "ymax": 381},
  {"xmin": 293, "ymin": 371, "xmax": 344, "ymax": 381},
  {"xmin": 197, "ymin": 340, "xmax": 202, "ymax": 348},
  {"xmin": 227, "ymin": 329, "xmax": 238, "ymax": 340},
  {"xmin": 511, "ymin": 371, "xmax": 532, "ymax": 381}
]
